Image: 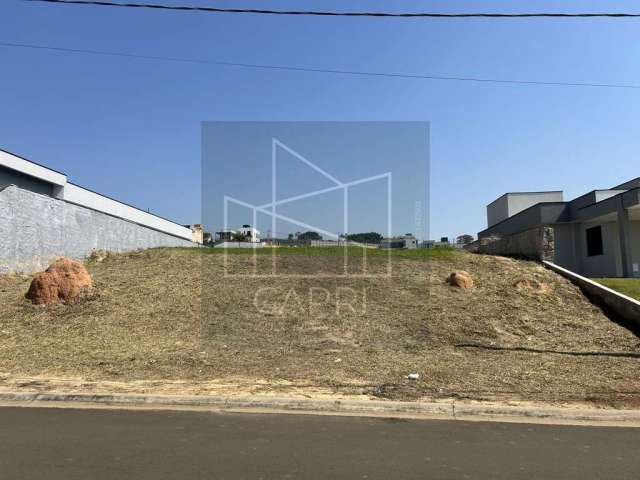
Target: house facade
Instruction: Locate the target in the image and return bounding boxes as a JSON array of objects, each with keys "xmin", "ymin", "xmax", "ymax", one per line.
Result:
[
  {"xmin": 478, "ymin": 178, "xmax": 640, "ymax": 278},
  {"xmin": 184, "ymin": 224, "xmax": 204, "ymax": 244},
  {"xmin": 215, "ymin": 225, "xmax": 260, "ymax": 244},
  {"xmin": 238, "ymin": 224, "xmax": 261, "ymax": 243},
  {"xmin": 380, "ymin": 235, "xmax": 418, "ymax": 249}
]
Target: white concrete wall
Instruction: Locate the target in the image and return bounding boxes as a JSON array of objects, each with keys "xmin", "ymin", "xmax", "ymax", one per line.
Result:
[
  {"xmin": 214, "ymin": 241, "xmax": 264, "ymax": 249},
  {"xmin": 0, "ymin": 185, "xmax": 195, "ymax": 273},
  {"xmin": 0, "ymin": 150, "xmax": 193, "ymax": 241},
  {"xmin": 62, "ymin": 183, "xmax": 192, "ymax": 240}
]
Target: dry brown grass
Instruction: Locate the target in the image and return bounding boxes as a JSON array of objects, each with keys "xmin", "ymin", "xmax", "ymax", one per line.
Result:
[{"xmin": 1, "ymin": 247, "xmax": 639, "ymax": 405}]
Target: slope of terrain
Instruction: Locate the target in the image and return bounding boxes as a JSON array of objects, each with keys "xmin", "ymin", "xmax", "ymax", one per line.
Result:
[{"xmin": 1, "ymin": 247, "xmax": 639, "ymax": 406}]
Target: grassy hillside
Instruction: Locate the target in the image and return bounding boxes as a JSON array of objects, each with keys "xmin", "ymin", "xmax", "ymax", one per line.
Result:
[
  {"xmin": 176, "ymin": 244, "xmax": 457, "ymax": 258},
  {"xmin": 1, "ymin": 247, "xmax": 638, "ymax": 404}
]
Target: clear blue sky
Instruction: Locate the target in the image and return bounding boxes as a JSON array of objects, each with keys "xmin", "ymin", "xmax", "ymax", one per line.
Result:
[
  {"xmin": 202, "ymin": 122, "xmax": 428, "ymax": 239},
  {"xmin": 2, "ymin": 0, "xmax": 640, "ymax": 240}
]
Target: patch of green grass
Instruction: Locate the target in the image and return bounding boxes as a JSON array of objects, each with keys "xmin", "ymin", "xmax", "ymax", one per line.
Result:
[
  {"xmin": 165, "ymin": 245, "xmax": 458, "ymax": 259},
  {"xmin": 593, "ymin": 278, "xmax": 640, "ymax": 301}
]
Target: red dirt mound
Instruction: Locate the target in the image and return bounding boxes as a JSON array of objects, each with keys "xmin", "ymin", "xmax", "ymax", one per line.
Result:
[
  {"xmin": 446, "ymin": 271, "xmax": 474, "ymax": 288},
  {"xmin": 26, "ymin": 258, "xmax": 93, "ymax": 305},
  {"xmin": 514, "ymin": 278, "xmax": 549, "ymax": 293}
]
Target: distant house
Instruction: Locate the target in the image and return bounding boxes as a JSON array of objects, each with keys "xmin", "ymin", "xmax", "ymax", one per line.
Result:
[
  {"xmin": 380, "ymin": 234, "xmax": 417, "ymax": 249},
  {"xmin": 478, "ymin": 178, "xmax": 640, "ymax": 278},
  {"xmin": 215, "ymin": 225, "xmax": 260, "ymax": 244},
  {"xmin": 238, "ymin": 224, "xmax": 261, "ymax": 243},
  {"xmin": 184, "ymin": 224, "xmax": 204, "ymax": 244},
  {"xmin": 422, "ymin": 238, "xmax": 451, "ymax": 249},
  {"xmin": 215, "ymin": 229, "xmax": 236, "ymax": 242}
]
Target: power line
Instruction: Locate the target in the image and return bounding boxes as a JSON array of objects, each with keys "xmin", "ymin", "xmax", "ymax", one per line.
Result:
[
  {"xmin": 24, "ymin": 0, "xmax": 640, "ymax": 18},
  {"xmin": 2, "ymin": 40, "xmax": 639, "ymax": 90}
]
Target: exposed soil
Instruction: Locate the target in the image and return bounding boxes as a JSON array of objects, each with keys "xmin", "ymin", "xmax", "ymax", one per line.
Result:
[{"xmin": 1, "ymin": 247, "xmax": 639, "ymax": 406}]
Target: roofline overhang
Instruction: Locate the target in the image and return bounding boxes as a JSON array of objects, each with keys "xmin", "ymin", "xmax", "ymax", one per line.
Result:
[
  {"xmin": 577, "ymin": 187, "xmax": 640, "ymax": 222},
  {"xmin": 486, "ymin": 190, "xmax": 563, "ymax": 208},
  {"xmin": 0, "ymin": 149, "xmax": 67, "ymax": 186}
]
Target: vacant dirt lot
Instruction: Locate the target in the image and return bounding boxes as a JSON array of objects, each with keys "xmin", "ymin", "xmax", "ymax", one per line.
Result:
[{"xmin": 1, "ymin": 247, "xmax": 639, "ymax": 406}]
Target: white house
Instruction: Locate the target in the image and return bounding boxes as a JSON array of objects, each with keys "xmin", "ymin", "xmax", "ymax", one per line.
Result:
[
  {"xmin": 215, "ymin": 225, "xmax": 260, "ymax": 243},
  {"xmin": 238, "ymin": 224, "xmax": 261, "ymax": 243},
  {"xmin": 380, "ymin": 234, "xmax": 417, "ymax": 249}
]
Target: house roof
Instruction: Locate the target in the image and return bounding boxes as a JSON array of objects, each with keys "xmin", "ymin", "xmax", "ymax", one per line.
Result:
[
  {"xmin": 486, "ymin": 191, "xmax": 563, "ymax": 207},
  {"xmin": 0, "ymin": 148, "xmax": 193, "ymax": 241}
]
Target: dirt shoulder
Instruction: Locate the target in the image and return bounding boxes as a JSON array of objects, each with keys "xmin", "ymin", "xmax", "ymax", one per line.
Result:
[{"xmin": 1, "ymin": 247, "xmax": 639, "ymax": 408}]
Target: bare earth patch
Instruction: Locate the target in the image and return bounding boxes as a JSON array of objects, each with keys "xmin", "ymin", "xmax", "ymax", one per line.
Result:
[{"xmin": 0, "ymin": 247, "xmax": 639, "ymax": 407}]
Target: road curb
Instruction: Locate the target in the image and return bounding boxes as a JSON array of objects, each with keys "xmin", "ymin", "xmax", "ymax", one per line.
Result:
[
  {"xmin": 1, "ymin": 391, "xmax": 640, "ymax": 425},
  {"xmin": 0, "ymin": 392, "xmax": 453, "ymax": 416},
  {"xmin": 452, "ymin": 403, "xmax": 640, "ymax": 423}
]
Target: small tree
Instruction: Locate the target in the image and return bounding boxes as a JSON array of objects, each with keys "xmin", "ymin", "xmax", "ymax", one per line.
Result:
[
  {"xmin": 456, "ymin": 234, "xmax": 474, "ymax": 246},
  {"xmin": 298, "ymin": 231, "xmax": 323, "ymax": 241},
  {"xmin": 346, "ymin": 232, "xmax": 383, "ymax": 244}
]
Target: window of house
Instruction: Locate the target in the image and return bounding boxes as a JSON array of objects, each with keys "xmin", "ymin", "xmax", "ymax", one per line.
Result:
[{"xmin": 586, "ymin": 226, "xmax": 603, "ymax": 257}]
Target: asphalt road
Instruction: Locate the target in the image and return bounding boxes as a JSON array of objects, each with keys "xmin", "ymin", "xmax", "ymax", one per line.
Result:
[{"xmin": 0, "ymin": 407, "xmax": 639, "ymax": 480}]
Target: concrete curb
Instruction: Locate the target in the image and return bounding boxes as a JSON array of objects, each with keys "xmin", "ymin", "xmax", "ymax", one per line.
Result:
[
  {"xmin": 1, "ymin": 392, "xmax": 640, "ymax": 426},
  {"xmin": 543, "ymin": 261, "xmax": 640, "ymax": 323},
  {"xmin": 0, "ymin": 392, "xmax": 452, "ymax": 416},
  {"xmin": 452, "ymin": 403, "xmax": 640, "ymax": 423}
]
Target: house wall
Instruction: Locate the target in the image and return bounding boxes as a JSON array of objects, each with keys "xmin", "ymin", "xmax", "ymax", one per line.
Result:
[
  {"xmin": 629, "ymin": 221, "xmax": 640, "ymax": 277},
  {"xmin": 578, "ymin": 221, "xmax": 622, "ymax": 278},
  {"xmin": 551, "ymin": 224, "xmax": 579, "ymax": 271},
  {"xmin": 0, "ymin": 185, "xmax": 195, "ymax": 273},
  {"xmin": 486, "ymin": 192, "xmax": 563, "ymax": 228},
  {"xmin": 486, "ymin": 195, "xmax": 509, "ymax": 228},
  {"xmin": 507, "ymin": 192, "xmax": 563, "ymax": 217},
  {"xmin": 190, "ymin": 227, "xmax": 204, "ymax": 244},
  {"xmin": 62, "ymin": 183, "xmax": 192, "ymax": 240},
  {"xmin": 479, "ymin": 202, "xmax": 568, "ymax": 238}
]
